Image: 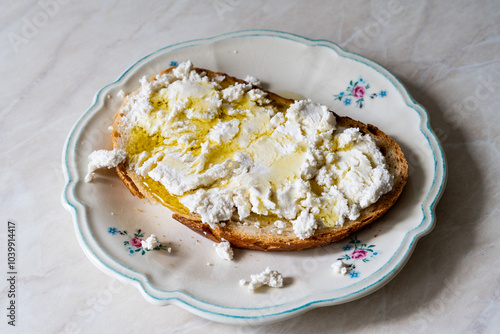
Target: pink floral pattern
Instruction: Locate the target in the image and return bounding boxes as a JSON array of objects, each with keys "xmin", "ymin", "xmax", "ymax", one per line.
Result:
[
  {"xmin": 337, "ymin": 236, "xmax": 378, "ymax": 278},
  {"xmin": 352, "ymin": 85, "xmax": 366, "ymax": 98},
  {"xmin": 351, "ymin": 249, "xmax": 368, "ymax": 260},
  {"xmin": 107, "ymin": 227, "xmax": 166, "ymax": 256},
  {"xmin": 334, "ymin": 78, "xmax": 387, "ymax": 108},
  {"xmin": 129, "ymin": 237, "xmax": 143, "ymax": 248}
]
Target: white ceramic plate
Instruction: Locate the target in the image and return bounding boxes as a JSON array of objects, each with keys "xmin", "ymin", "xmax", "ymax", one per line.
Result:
[{"xmin": 62, "ymin": 30, "xmax": 446, "ymax": 325}]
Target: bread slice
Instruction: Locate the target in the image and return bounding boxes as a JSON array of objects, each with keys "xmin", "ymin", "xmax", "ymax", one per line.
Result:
[{"xmin": 112, "ymin": 66, "xmax": 408, "ymax": 251}]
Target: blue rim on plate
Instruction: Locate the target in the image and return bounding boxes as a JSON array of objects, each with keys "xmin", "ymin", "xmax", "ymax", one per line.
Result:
[{"xmin": 62, "ymin": 30, "xmax": 446, "ymax": 325}]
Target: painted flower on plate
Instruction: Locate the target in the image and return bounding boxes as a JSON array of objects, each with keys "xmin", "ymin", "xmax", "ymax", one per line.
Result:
[
  {"xmin": 108, "ymin": 227, "xmax": 169, "ymax": 256},
  {"xmin": 129, "ymin": 237, "xmax": 143, "ymax": 248},
  {"xmin": 351, "ymin": 249, "xmax": 368, "ymax": 260},
  {"xmin": 334, "ymin": 78, "xmax": 385, "ymax": 108},
  {"xmin": 336, "ymin": 236, "xmax": 379, "ymax": 278},
  {"xmin": 108, "ymin": 227, "xmax": 118, "ymax": 235},
  {"xmin": 352, "ymin": 85, "xmax": 366, "ymax": 98}
]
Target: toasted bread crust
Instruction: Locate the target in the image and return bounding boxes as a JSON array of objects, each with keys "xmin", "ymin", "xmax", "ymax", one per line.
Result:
[{"xmin": 113, "ymin": 67, "xmax": 408, "ymax": 251}]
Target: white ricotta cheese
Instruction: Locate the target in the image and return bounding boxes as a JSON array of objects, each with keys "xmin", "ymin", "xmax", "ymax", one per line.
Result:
[
  {"xmin": 117, "ymin": 90, "xmax": 126, "ymax": 99},
  {"xmin": 116, "ymin": 61, "xmax": 394, "ymax": 240},
  {"xmin": 141, "ymin": 234, "xmax": 160, "ymax": 251},
  {"xmin": 287, "ymin": 99, "xmax": 336, "ymax": 134},
  {"xmin": 247, "ymin": 88, "xmax": 270, "ymax": 105},
  {"xmin": 85, "ymin": 148, "xmax": 127, "ymax": 182},
  {"xmin": 148, "ymin": 157, "xmax": 234, "ymax": 195},
  {"xmin": 300, "ymin": 147, "xmax": 324, "ymax": 180},
  {"xmin": 274, "ymin": 220, "xmax": 286, "ymax": 229},
  {"xmin": 222, "ymin": 82, "xmax": 251, "ymax": 102},
  {"xmin": 292, "ymin": 210, "xmax": 318, "ymax": 240},
  {"xmin": 276, "ymin": 180, "xmax": 309, "ymax": 220},
  {"xmin": 232, "ymin": 188, "xmax": 252, "ymax": 220},
  {"xmin": 213, "ymin": 239, "xmax": 234, "ymax": 261},
  {"xmin": 208, "ymin": 119, "xmax": 240, "ymax": 144},
  {"xmin": 172, "ymin": 60, "xmax": 193, "ymax": 78},
  {"xmin": 179, "ymin": 189, "xmax": 235, "ymax": 228},
  {"xmin": 274, "ymin": 220, "xmax": 287, "ymax": 234},
  {"xmin": 243, "ymin": 75, "xmax": 261, "ymax": 86},
  {"xmin": 244, "ymin": 267, "xmax": 284, "ymax": 292},
  {"xmin": 269, "ymin": 112, "xmax": 285, "ymax": 128},
  {"xmin": 331, "ymin": 260, "xmax": 350, "ymax": 275}
]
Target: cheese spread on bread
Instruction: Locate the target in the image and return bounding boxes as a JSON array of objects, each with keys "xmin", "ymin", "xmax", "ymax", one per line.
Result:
[
  {"xmin": 85, "ymin": 148, "xmax": 126, "ymax": 182},
  {"xmin": 111, "ymin": 61, "xmax": 394, "ymax": 240}
]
